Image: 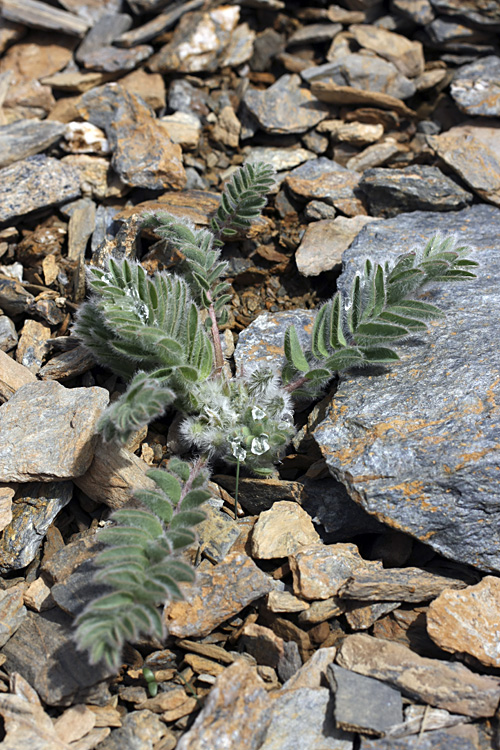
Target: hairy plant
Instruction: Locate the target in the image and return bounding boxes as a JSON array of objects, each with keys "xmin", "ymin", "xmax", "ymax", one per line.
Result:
[{"xmin": 73, "ymin": 161, "xmax": 478, "ymax": 671}]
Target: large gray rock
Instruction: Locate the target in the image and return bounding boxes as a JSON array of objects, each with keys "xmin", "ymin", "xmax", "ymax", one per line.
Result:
[
  {"xmin": 313, "ymin": 204, "xmax": 500, "ymax": 573},
  {"xmin": 450, "ymin": 56, "xmax": 500, "ymax": 116},
  {"xmin": 0, "ymin": 155, "xmax": 81, "ymax": 223},
  {"xmin": 0, "ymin": 380, "xmax": 109, "ymax": 482}
]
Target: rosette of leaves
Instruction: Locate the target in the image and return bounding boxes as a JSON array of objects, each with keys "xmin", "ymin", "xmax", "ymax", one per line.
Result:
[
  {"xmin": 282, "ymin": 235, "xmax": 478, "ymax": 396},
  {"xmin": 75, "ymin": 459, "xmax": 210, "ymax": 670}
]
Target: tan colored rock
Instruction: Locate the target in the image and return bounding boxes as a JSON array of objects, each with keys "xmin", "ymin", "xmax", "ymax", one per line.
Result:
[
  {"xmin": 61, "ymin": 154, "xmax": 128, "ymax": 200},
  {"xmin": 119, "ymin": 68, "xmax": 166, "ymax": 111},
  {"xmin": 266, "ymin": 589, "xmax": 310, "ymax": 613},
  {"xmin": 318, "ymin": 118, "xmax": 384, "ymax": 146},
  {"xmin": 349, "ymin": 25, "xmax": 424, "ymax": 78},
  {"xmin": 427, "ymin": 122, "xmax": 500, "ymax": 207},
  {"xmin": 0, "ymin": 18, "xmax": 25, "ymax": 56},
  {"xmin": 40, "ymin": 70, "xmax": 114, "ymax": 93},
  {"xmin": 339, "ymin": 566, "xmax": 470, "ymax": 602},
  {"xmin": 23, "ymin": 577, "xmax": 54, "ymax": 612},
  {"xmin": 295, "ymin": 215, "xmax": 378, "ymax": 276},
  {"xmin": 164, "ymin": 550, "xmax": 273, "ymax": 637},
  {"xmin": 241, "ymin": 623, "xmax": 285, "ymax": 668},
  {"xmin": 427, "ymin": 576, "xmax": 500, "ymax": 668},
  {"xmin": 176, "ymin": 660, "xmax": 271, "ymax": 750},
  {"xmin": 346, "ymin": 137, "xmax": 402, "ymax": 171},
  {"xmin": 0, "ymin": 380, "xmax": 109, "ymax": 481},
  {"xmin": 297, "ymin": 596, "xmax": 344, "ymax": 624},
  {"xmin": 283, "ymin": 646, "xmax": 336, "ymax": 690},
  {"xmin": 290, "ymin": 542, "xmax": 375, "ymax": 600},
  {"xmin": 0, "ymin": 349, "xmax": 37, "ymax": 402},
  {"xmin": 344, "ymin": 601, "xmax": 400, "ymax": 630},
  {"xmin": 0, "ymin": 584, "xmax": 27, "ymax": 647},
  {"xmin": 251, "ymin": 501, "xmax": 320, "ymax": 559},
  {"xmin": 0, "ymin": 31, "xmax": 75, "ymax": 113},
  {"xmin": 159, "ymin": 111, "xmax": 201, "ymax": 150},
  {"xmin": 337, "ymin": 633, "xmax": 500, "ymax": 718},
  {"xmin": 311, "ymin": 80, "xmax": 416, "ymax": 117},
  {"xmin": 211, "ymin": 105, "xmax": 241, "ymax": 149},
  {"xmin": 15, "ymin": 319, "xmax": 51, "ymax": 374}
]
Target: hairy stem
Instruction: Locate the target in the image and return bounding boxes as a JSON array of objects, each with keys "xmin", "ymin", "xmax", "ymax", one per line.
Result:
[
  {"xmin": 207, "ymin": 292, "xmax": 225, "ymax": 375},
  {"xmin": 284, "ymin": 374, "xmax": 310, "ymax": 393}
]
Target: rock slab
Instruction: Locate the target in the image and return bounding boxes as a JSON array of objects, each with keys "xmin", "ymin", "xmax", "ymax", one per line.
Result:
[
  {"xmin": 0, "ymin": 380, "xmax": 109, "ymax": 481},
  {"xmin": 313, "ymin": 205, "xmax": 500, "ymax": 573}
]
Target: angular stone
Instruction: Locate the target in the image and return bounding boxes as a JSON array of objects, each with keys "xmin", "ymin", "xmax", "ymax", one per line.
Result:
[
  {"xmin": 74, "ymin": 11, "xmax": 132, "ymax": 66},
  {"xmin": 267, "ymin": 588, "xmax": 310, "ymax": 613},
  {"xmin": 23, "ymin": 577, "xmax": 54, "ymax": 612},
  {"xmin": 251, "ymin": 501, "xmax": 320, "ymax": 559},
  {"xmin": 219, "ymin": 21, "xmax": 256, "ymax": 68},
  {"xmin": 311, "ymin": 80, "xmax": 415, "ymax": 118},
  {"xmin": 313, "ymin": 205, "xmax": 500, "ymax": 573},
  {"xmin": 349, "ymin": 25, "xmax": 425, "ymax": 78},
  {"xmin": 246, "ymin": 146, "xmax": 315, "ymax": 172},
  {"xmin": 234, "ymin": 310, "xmax": 316, "ymax": 377},
  {"xmin": 0, "ymin": 119, "xmax": 65, "ymax": 168},
  {"xmin": 298, "ymin": 597, "xmax": 344, "ymax": 624},
  {"xmin": 387, "ymin": 704, "xmax": 472, "ymax": 739},
  {"xmin": 359, "ymin": 725, "xmax": 479, "ymax": 749},
  {"xmin": 336, "ymin": 633, "xmax": 500, "ymax": 718},
  {"xmin": 243, "ymin": 74, "xmax": 329, "ymax": 135},
  {"xmin": 346, "ymin": 138, "xmax": 403, "ymax": 172},
  {"xmin": 176, "ymin": 660, "xmax": 271, "ymax": 750},
  {"xmin": 63, "ymin": 121, "xmax": 110, "ymax": 155},
  {"xmin": 426, "ymin": 576, "xmax": 500, "ymax": 667},
  {"xmin": 195, "ymin": 504, "xmax": 241, "ymax": 563},
  {"xmin": 159, "ymin": 111, "xmax": 201, "ymax": 150},
  {"xmin": 344, "ymin": 601, "xmax": 400, "ymax": 630},
  {"xmin": 0, "ymin": 584, "xmax": 27, "ymax": 647},
  {"xmin": 450, "ymin": 56, "xmax": 500, "ymax": 116},
  {"xmin": 427, "ymin": 122, "xmax": 500, "ymax": 207},
  {"xmin": 2, "ymin": 608, "xmax": 113, "ymax": 706},
  {"xmin": 149, "ymin": 6, "xmax": 240, "ymax": 74},
  {"xmin": 164, "ymin": 550, "xmax": 273, "ymax": 637},
  {"xmin": 0, "ymin": 485, "xmax": 14, "ymax": 532},
  {"xmin": 288, "ymin": 22, "xmax": 342, "ymax": 46},
  {"xmin": 0, "ymin": 380, "xmax": 109, "ymax": 481},
  {"xmin": 391, "ymin": 0, "xmax": 435, "ymax": 25},
  {"xmin": 0, "ymin": 314, "xmax": 17, "ymax": 352},
  {"xmin": 359, "ymin": 165, "xmax": 472, "ymax": 216},
  {"xmin": 283, "ymin": 646, "xmax": 336, "ymax": 690},
  {"xmin": 260, "ymin": 687, "xmax": 354, "ymax": 750},
  {"xmin": 328, "ymin": 664, "xmax": 403, "ymax": 736},
  {"xmin": 15, "ymin": 319, "xmax": 51, "ymax": 374},
  {"xmin": 429, "ymin": 0, "xmax": 500, "ymax": 28},
  {"xmin": 0, "ymin": 277, "xmax": 34, "ymax": 316},
  {"xmin": 1, "ymin": 154, "xmax": 74, "ymax": 222},
  {"xmin": 1, "ymin": 0, "xmax": 89, "ymax": 37},
  {"xmin": 80, "ymin": 44, "xmax": 153, "ymax": 74},
  {"xmin": 61, "ymin": 154, "xmax": 128, "ymax": 200},
  {"xmin": 296, "ymin": 216, "xmax": 378, "ymax": 276},
  {"xmin": 78, "ymin": 84, "xmax": 186, "ymax": 190},
  {"xmin": 41, "ymin": 70, "xmax": 114, "ymax": 94},
  {"xmin": 339, "ymin": 566, "xmax": 470, "ymax": 602},
  {"xmin": 289, "ymin": 543, "xmax": 375, "ymax": 600},
  {"xmin": 83, "ymin": 709, "xmax": 164, "ymax": 750},
  {"xmin": 304, "ymin": 200, "xmax": 337, "ymax": 220},
  {"xmin": 318, "ymin": 119, "xmax": 384, "ymax": 146},
  {"xmin": 0, "ymin": 481, "xmax": 72, "ymax": 573},
  {"xmin": 0, "ymin": 349, "xmax": 36, "ymax": 402},
  {"xmin": 241, "ymin": 623, "xmax": 286, "ymax": 669},
  {"xmin": 119, "ymin": 68, "xmax": 166, "ymax": 111},
  {"xmin": 0, "ymin": 31, "xmax": 75, "ymax": 113},
  {"xmin": 285, "ymin": 157, "xmax": 365, "ymax": 216},
  {"xmin": 302, "ymin": 54, "xmax": 416, "ymax": 100},
  {"xmin": 0, "ymin": 18, "xmax": 25, "ymax": 56}
]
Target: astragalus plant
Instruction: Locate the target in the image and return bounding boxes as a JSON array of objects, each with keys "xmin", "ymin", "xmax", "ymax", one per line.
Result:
[{"xmin": 73, "ymin": 161, "xmax": 478, "ymax": 670}]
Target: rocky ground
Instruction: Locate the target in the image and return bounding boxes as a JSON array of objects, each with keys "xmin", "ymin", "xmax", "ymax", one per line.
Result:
[{"xmin": 1, "ymin": 0, "xmax": 500, "ymax": 748}]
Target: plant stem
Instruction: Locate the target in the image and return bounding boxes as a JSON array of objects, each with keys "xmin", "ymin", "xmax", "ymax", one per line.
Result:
[
  {"xmin": 234, "ymin": 457, "xmax": 240, "ymax": 521},
  {"xmin": 284, "ymin": 374, "xmax": 310, "ymax": 393},
  {"xmin": 206, "ymin": 293, "xmax": 225, "ymax": 375}
]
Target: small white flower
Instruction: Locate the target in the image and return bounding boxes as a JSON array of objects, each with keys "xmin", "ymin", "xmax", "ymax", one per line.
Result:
[
  {"xmin": 251, "ymin": 406, "xmax": 266, "ymax": 420},
  {"xmin": 251, "ymin": 435, "xmax": 270, "ymax": 455},
  {"xmin": 231, "ymin": 442, "xmax": 247, "ymax": 462}
]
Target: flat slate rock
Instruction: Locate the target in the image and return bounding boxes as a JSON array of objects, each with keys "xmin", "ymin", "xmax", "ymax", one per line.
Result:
[
  {"xmin": 285, "ymin": 157, "xmax": 365, "ymax": 216},
  {"xmin": 1, "ymin": 608, "xmax": 113, "ymax": 706},
  {"xmin": 0, "ymin": 481, "xmax": 72, "ymax": 573},
  {"xmin": 328, "ymin": 664, "xmax": 403, "ymax": 736},
  {"xmin": 338, "ymin": 566, "xmax": 470, "ymax": 602},
  {"xmin": 337, "ymin": 633, "xmax": 500, "ymax": 718},
  {"xmin": 301, "ymin": 54, "xmax": 416, "ymax": 100},
  {"xmin": 427, "ymin": 121, "xmax": 500, "ymax": 207},
  {"xmin": 360, "ymin": 726, "xmax": 479, "ymax": 750},
  {"xmin": 0, "ymin": 119, "xmax": 66, "ymax": 169},
  {"xmin": 450, "ymin": 55, "xmax": 500, "ymax": 116},
  {"xmin": 0, "ymin": 155, "xmax": 81, "ymax": 223},
  {"xmin": 243, "ymin": 73, "xmax": 329, "ymax": 135},
  {"xmin": 313, "ymin": 204, "xmax": 500, "ymax": 573},
  {"xmin": 358, "ymin": 165, "xmax": 472, "ymax": 217},
  {"xmin": 78, "ymin": 83, "xmax": 186, "ymax": 190},
  {"xmin": 0, "ymin": 380, "xmax": 109, "ymax": 482}
]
